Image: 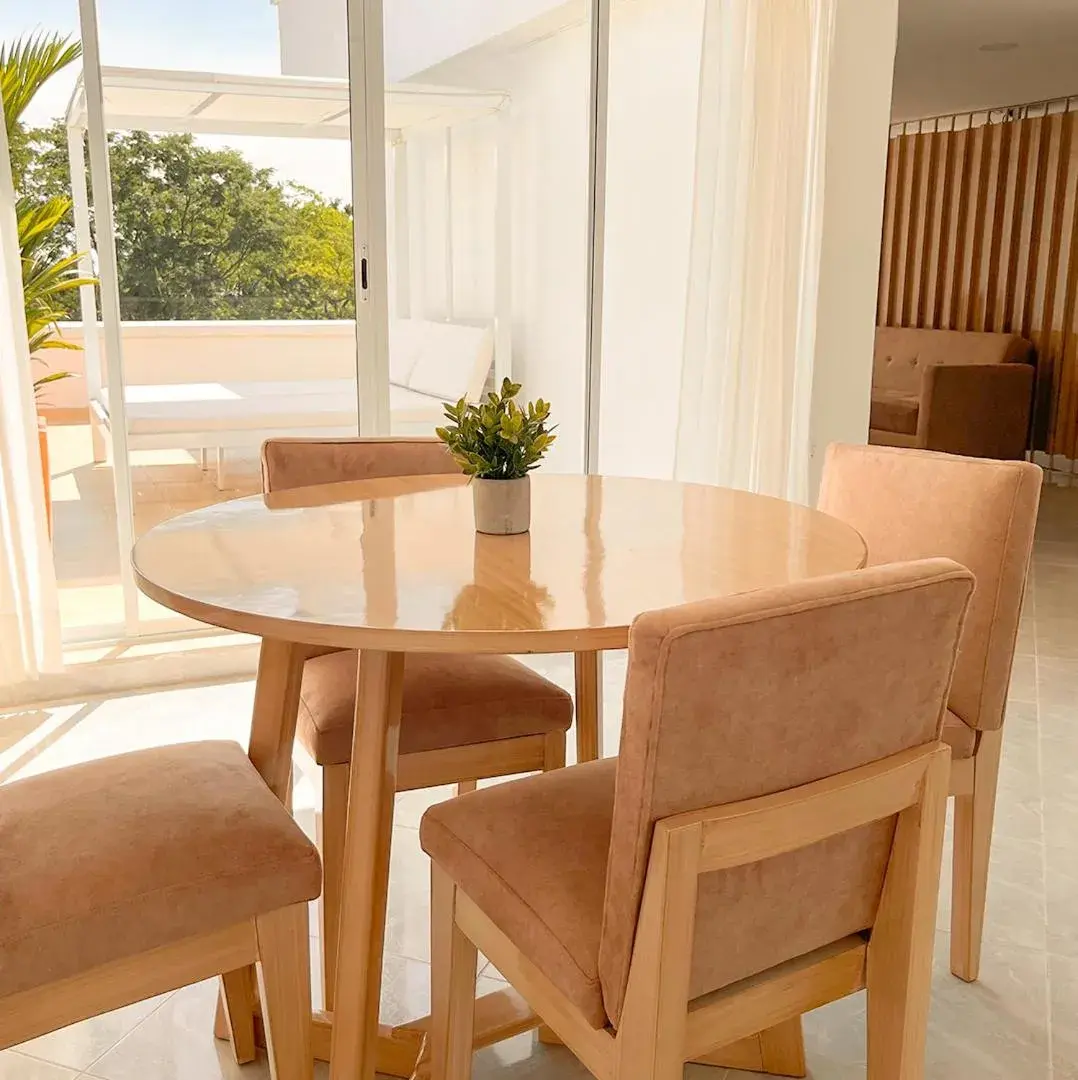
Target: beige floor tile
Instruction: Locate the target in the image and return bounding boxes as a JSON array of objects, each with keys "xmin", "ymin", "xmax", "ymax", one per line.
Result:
[
  {"xmin": 0, "ymin": 1054, "xmax": 77, "ymax": 1080},
  {"xmin": 80, "ymin": 981, "xmax": 253, "ymax": 1080},
  {"xmin": 936, "ymin": 830, "xmax": 1047, "ymax": 954},
  {"xmin": 385, "ymin": 826, "xmax": 436, "ymax": 964},
  {"xmin": 14, "ymin": 996, "xmax": 171, "ymax": 1073},
  {"xmin": 923, "ymin": 933, "xmax": 1050, "ymax": 1078},
  {"xmin": 1008, "ymin": 653, "xmax": 1038, "ymax": 704},
  {"xmin": 1049, "ymin": 953, "xmax": 1078, "ymax": 1078}
]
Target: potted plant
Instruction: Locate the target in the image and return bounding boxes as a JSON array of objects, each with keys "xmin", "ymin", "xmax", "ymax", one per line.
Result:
[{"xmin": 436, "ymin": 378, "xmax": 556, "ymax": 535}]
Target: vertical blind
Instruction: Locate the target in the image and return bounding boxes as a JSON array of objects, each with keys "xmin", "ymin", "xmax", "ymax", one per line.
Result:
[{"xmin": 878, "ymin": 96, "xmax": 1078, "ymax": 460}]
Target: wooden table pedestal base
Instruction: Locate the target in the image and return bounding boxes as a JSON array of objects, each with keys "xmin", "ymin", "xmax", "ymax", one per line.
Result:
[{"xmin": 218, "ymin": 986, "xmax": 539, "ymax": 1078}]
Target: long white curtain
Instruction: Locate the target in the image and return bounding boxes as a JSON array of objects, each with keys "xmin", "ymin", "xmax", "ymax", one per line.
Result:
[
  {"xmin": 675, "ymin": 0, "xmax": 835, "ymax": 502},
  {"xmin": 0, "ymin": 98, "xmax": 62, "ymax": 686}
]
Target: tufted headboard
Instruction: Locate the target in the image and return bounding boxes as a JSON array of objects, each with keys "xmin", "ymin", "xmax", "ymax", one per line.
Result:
[{"xmin": 874, "ymin": 327, "xmax": 1034, "ymax": 395}]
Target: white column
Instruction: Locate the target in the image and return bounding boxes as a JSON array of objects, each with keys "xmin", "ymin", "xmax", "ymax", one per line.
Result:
[
  {"xmin": 583, "ymin": 0, "xmax": 611, "ymax": 475},
  {"xmin": 66, "ymin": 125, "xmax": 102, "ymax": 406},
  {"xmin": 494, "ymin": 106, "xmax": 513, "ymax": 384},
  {"xmin": 346, "ymin": 0, "xmax": 391, "ymax": 436},
  {"xmin": 392, "ymin": 135, "xmax": 411, "ymax": 320},
  {"xmin": 807, "ymin": 0, "xmax": 900, "ymax": 498},
  {"xmin": 443, "ymin": 127, "xmax": 454, "ymax": 321},
  {"xmin": 77, "ymin": 0, "xmax": 141, "ymax": 633}
]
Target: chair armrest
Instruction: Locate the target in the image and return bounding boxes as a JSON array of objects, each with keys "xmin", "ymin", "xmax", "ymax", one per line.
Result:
[{"xmin": 918, "ymin": 363, "xmax": 1035, "ymax": 459}]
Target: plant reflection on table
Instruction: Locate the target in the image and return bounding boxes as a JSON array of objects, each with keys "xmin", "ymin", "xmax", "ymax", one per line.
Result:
[{"xmin": 442, "ymin": 532, "xmax": 554, "ymax": 631}]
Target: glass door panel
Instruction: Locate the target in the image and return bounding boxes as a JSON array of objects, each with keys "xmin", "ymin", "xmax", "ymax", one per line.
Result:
[
  {"xmin": 378, "ymin": 0, "xmax": 591, "ymax": 473},
  {"xmin": 62, "ymin": 0, "xmax": 362, "ymax": 639}
]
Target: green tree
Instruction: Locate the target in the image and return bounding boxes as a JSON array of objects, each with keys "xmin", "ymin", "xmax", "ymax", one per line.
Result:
[
  {"xmin": 15, "ymin": 121, "xmax": 357, "ymax": 321},
  {"xmin": 3, "ymin": 33, "xmax": 93, "ymax": 361}
]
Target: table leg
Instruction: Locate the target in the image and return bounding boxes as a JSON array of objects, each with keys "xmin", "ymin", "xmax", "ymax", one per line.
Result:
[
  {"xmin": 574, "ymin": 651, "xmax": 603, "ymax": 762},
  {"xmin": 329, "ymin": 649, "xmax": 405, "ymax": 1080},
  {"xmin": 216, "ymin": 638, "xmax": 308, "ymax": 1058}
]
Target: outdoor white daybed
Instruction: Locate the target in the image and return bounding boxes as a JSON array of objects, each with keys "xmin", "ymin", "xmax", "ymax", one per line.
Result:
[
  {"xmin": 65, "ymin": 65, "xmax": 511, "ymax": 499},
  {"xmin": 84, "ymin": 317, "xmax": 494, "ymax": 461}
]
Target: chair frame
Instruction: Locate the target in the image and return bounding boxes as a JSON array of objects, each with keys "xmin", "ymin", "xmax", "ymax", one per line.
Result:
[
  {"xmin": 317, "ymin": 668, "xmax": 566, "ymax": 1011},
  {"xmin": 947, "ymin": 725, "xmax": 1004, "ymax": 981},
  {"xmin": 0, "ymin": 903, "xmax": 312, "ymax": 1080},
  {"xmin": 430, "ymin": 742, "xmax": 951, "ymax": 1080}
]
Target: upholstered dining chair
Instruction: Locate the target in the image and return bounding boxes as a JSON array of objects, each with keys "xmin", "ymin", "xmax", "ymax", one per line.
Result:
[
  {"xmin": 818, "ymin": 442, "xmax": 1041, "ymax": 982},
  {"xmin": 0, "ymin": 741, "xmax": 320, "ymax": 1080},
  {"xmin": 421, "ymin": 559, "xmax": 973, "ymax": 1080},
  {"xmin": 259, "ymin": 435, "xmax": 573, "ymax": 1009}
]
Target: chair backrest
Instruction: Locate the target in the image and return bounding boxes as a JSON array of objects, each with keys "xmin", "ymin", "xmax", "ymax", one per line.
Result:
[
  {"xmin": 818, "ymin": 443, "xmax": 1040, "ymax": 731},
  {"xmin": 260, "ymin": 435, "xmax": 459, "ymax": 494},
  {"xmin": 597, "ymin": 559, "xmax": 973, "ymax": 1027}
]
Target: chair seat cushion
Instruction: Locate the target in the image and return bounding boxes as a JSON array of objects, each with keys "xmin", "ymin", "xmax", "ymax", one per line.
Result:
[
  {"xmin": 0, "ymin": 741, "xmax": 321, "ymax": 998},
  {"xmin": 298, "ymin": 651, "xmax": 573, "ymax": 766},
  {"xmin": 421, "ymin": 759, "xmax": 616, "ymax": 1029},
  {"xmin": 870, "ymin": 390, "xmax": 920, "ymax": 436},
  {"xmin": 942, "ymin": 708, "xmax": 976, "ymax": 760},
  {"xmin": 422, "ymin": 756, "xmax": 895, "ymax": 1032}
]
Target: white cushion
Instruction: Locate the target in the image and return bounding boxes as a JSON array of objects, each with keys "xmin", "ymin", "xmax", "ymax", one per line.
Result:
[
  {"xmin": 389, "ymin": 383, "xmax": 446, "ymax": 421},
  {"xmin": 405, "ymin": 322, "xmax": 494, "ymax": 402},
  {"xmin": 98, "ymin": 380, "xmax": 445, "ymax": 436},
  {"xmin": 388, "ymin": 320, "xmax": 428, "ymax": 385}
]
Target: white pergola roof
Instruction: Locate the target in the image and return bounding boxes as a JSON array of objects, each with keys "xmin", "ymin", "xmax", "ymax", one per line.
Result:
[{"xmin": 66, "ymin": 67, "xmax": 509, "ymax": 140}]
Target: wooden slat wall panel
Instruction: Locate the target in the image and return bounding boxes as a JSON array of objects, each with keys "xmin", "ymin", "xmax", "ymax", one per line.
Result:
[{"xmin": 880, "ymin": 99, "xmax": 1078, "ymax": 458}]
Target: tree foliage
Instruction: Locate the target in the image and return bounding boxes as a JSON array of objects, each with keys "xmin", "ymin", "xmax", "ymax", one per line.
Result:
[{"xmin": 15, "ymin": 121, "xmax": 357, "ymax": 321}]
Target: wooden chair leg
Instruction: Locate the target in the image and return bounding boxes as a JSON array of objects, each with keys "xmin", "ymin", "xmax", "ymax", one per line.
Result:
[
  {"xmin": 950, "ymin": 729, "xmax": 1003, "ymax": 982},
  {"xmin": 456, "ymin": 780, "xmax": 478, "ymax": 795},
  {"xmin": 573, "ymin": 652, "xmax": 603, "ymax": 762},
  {"xmin": 431, "ymin": 864, "xmax": 478, "ymax": 1080},
  {"xmin": 543, "ymin": 730, "xmax": 566, "ymax": 772},
  {"xmin": 320, "ymin": 763, "xmax": 350, "ymax": 1012},
  {"xmin": 256, "ymin": 903, "xmax": 314, "ymax": 1080},
  {"xmin": 866, "ymin": 750, "xmax": 949, "ymax": 1079},
  {"xmin": 760, "ymin": 1018, "xmax": 807, "ymax": 1076},
  {"xmin": 217, "ymin": 969, "xmax": 257, "ymax": 1063},
  {"xmin": 692, "ymin": 1020, "xmax": 806, "ymax": 1076}
]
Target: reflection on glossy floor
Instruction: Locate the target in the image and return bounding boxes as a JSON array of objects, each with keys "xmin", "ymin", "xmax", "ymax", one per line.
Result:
[
  {"xmin": 46, "ymin": 420, "xmax": 259, "ymax": 634},
  {"xmin": 3, "ymin": 483, "xmax": 1078, "ymax": 1079}
]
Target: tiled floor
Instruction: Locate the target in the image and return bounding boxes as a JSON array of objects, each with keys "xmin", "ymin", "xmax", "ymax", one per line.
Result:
[
  {"xmin": 45, "ymin": 420, "xmax": 260, "ymax": 634},
  {"xmin": 3, "ymin": 484, "xmax": 1078, "ymax": 1079}
]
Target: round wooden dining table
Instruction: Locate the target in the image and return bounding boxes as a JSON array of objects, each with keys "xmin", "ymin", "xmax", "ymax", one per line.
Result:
[{"xmin": 132, "ymin": 471, "xmax": 867, "ymax": 1080}]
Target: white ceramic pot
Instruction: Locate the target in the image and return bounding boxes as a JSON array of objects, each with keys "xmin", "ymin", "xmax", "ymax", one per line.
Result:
[{"xmin": 473, "ymin": 476, "xmax": 531, "ymax": 535}]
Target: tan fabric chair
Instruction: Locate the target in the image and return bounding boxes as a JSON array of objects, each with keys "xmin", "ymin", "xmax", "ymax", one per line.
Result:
[
  {"xmin": 870, "ymin": 327, "xmax": 1035, "ymax": 459},
  {"xmin": 260, "ymin": 436, "xmax": 573, "ymax": 1009},
  {"xmin": 422, "ymin": 560, "xmax": 973, "ymax": 1080},
  {"xmin": 818, "ymin": 443, "xmax": 1041, "ymax": 982},
  {"xmin": 0, "ymin": 741, "xmax": 320, "ymax": 1079}
]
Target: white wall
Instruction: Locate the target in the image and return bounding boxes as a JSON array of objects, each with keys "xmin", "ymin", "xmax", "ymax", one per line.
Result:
[{"xmin": 807, "ymin": 0, "xmax": 901, "ymax": 497}]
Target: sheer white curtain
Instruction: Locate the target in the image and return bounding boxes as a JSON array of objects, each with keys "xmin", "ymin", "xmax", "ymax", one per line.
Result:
[
  {"xmin": 675, "ymin": 0, "xmax": 835, "ymax": 502},
  {"xmin": 0, "ymin": 99, "xmax": 62, "ymax": 686}
]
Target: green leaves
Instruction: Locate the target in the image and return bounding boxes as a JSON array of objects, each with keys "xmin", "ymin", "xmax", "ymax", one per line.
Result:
[
  {"xmin": 436, "ymin": 377, "xmax": 557, "ymax": 479},
  {"xmin": 4, "ymin": 33, "xmax": 94, "ymax": 356},
  {"xmin": 0, "ymin": 33, "xmax": 82, "ymax": 139}
]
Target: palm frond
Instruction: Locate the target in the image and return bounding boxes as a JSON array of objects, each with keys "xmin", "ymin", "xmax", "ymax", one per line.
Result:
[
  {"xmin": 0, "ymin": 32, "xmax": 82, "ymax": 136},
  {"xmin": 16, "ymin": 195, "xmax": 72, "ymax": 258}
]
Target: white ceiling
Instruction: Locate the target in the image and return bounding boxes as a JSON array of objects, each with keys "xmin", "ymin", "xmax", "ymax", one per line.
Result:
[{"xmin": 892, "ymin": 0, "xmax": 1078, "ymax": 121}]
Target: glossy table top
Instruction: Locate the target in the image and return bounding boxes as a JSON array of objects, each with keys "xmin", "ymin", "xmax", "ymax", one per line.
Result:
[{"xmin": 133, "ymin": 473, "xmax": 867, "ymax": 653}]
